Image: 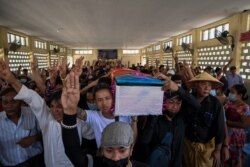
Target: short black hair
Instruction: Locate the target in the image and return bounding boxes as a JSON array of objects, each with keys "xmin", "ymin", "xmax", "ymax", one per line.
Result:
[
  {"xmin": 47, "ymin": 91, "xmax": 62, "ymax": 107},
  {"xmin": 232, "ymin": 84, "xmax": 248, "ymax": 100},
  {"xmin": 215, "ymin": 67, "xmax": 222, "ymax": 73},
  {"xmin": 93, "ymin": 83, "xmax": 112, "ymax": 99},
  {"xmin": 171, "ymin": 74, "xmax": 182, "ymax": 81},
  {"xmin": 98, "ymin": 77, "xmax": 112, "ymax": 86},
  {"xmin": 0, "ymin": 87, "xmax": 17, "ymax": 97},
  {"xmin": 230, "ymin": 66, "xmax": 236, "ymax": 70}
]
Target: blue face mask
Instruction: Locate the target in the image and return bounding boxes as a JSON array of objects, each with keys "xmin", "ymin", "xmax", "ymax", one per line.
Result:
[
  {"xmin": 228, "ymin": 93, "xmax": 237, "ymax": 102},
  {"xmin": 210, "ymin": 89, "xmax": 217, "ymax": 96},
  {"xmin": 87, "ymin": 102, "xmax": 98, "ymax": 110}
]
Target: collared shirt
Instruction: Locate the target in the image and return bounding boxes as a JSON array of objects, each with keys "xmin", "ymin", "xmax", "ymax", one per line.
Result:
[
  {"xmin": 14, "ymin": 85, "xmax": 94, "ymax": 167},
  {"xmin": 226, "ymin": 73, "xmax": 243, "ymax": 89},
  {"xmin": 185, "ymin": 94, "xmax": 225, "ymax": 144},
  {"xmin": 0, "ymin": 107, "xmax": 43, "ymax": 166},
  {"xmin": 86, "ymin": 110, "xmax": 131, "ymax": 148}
]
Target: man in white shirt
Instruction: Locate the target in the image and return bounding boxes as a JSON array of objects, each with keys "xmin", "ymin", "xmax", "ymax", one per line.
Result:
[
  {"xmin": 0, "ymin": 59, "xmax": 94, "ymax": 167},
  {"xmin": 78, "ymin": 83, "xmax": 137, "ymax": 148}
]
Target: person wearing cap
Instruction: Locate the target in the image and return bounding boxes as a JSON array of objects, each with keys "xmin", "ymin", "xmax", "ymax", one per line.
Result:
[
  {"xmin": 183, "ymin": 72, "xmax": 226, "ymax": 167},
  {"xmin": 61, "ymin": 71, "xmax": 148, "ymax": 167},
  {"xmin": 223, "ymin": 58, "xmax": 243, "ymax": 91}
]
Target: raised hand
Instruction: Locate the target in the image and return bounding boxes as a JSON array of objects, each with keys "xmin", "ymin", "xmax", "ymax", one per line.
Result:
[
  {"xmin": 154, "ymin": 72, "xmax": 166, "ymax": 80},
  {"xmin": 0, "ymin": 58, "xmax": 22, "ymax": 92},
  {"xmin": 173, "ymin": 52, "xmax": 178, "ymax": 63},
  {"xmin": 48, "ymin": 60, "xmax": 58, "ymax": 81},
  {"xmin": 72, "ymin": 57, "xmax": 84, "ymax": 77},
  {"xmin": 0, "ymin": 58, "xmax": 16, "ymax": 83},
  {"xmin": 61, "ymin": 71, "xmax": 80, "ymax": 115},
  {"xmin": 30, "ymin": 56, "xmax": 38, "ymax": 73},
  {"xmin": 58, "ymin": 57, "xmax": 67, "ymax": 80}
]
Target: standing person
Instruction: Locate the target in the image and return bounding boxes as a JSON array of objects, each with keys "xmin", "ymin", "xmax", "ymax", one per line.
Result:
[
  {"xmin": 223, "ymin": 58, "xmax": 243, "ymax": 91},
  {"xmin": 0, "ymin": 58, "xmax": 93, "ymax": 167},
  {"xmin": 61, "ymin": 71, "xmax": 148, "ymax": 167},
  {"xmin": 140, "ymin": 86, "xmax": 199, "ymax": 166},
  {"xmin": 183, "ymin": 72, "xmax": 226, "ymax": 167},
  {"xmin": 0, "ymin": 87, "xmax": 43, "ymax": 167},
  {"xmin": 224, "ymin": 84, "xmax": 250, "ymax": 167},
  {"xmin": 77, "ymin": 83, "xmax": 137, "ymax": 149},
  {"xmin": 215, "ymin": 67, "xmax": 228, "ymax": 94}
]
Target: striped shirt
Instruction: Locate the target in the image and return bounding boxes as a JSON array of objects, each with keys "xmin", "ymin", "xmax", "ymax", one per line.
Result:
[{"xmin": 0, "ymin": 107, "xmax": 43, "ymax": 166}]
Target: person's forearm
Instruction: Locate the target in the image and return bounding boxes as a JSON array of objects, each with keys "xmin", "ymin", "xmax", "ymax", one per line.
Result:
[
  {"xmin": 131, "ymin": 117, "xmax": 138, "ymax": 144},
  {"xmin": 227, "ymin": 120, "xmax": 248, "ymax": 128},
  {"xmin": 215, "ymin": 143, "xmax": 222, "ymax": 151},
  {"xmin": 32, "ymin": 71, "xmax": 46, "ymax": 93},
  {"xmin": 62, "ymin": 114, "xmax": 88, "ymax": 167}
]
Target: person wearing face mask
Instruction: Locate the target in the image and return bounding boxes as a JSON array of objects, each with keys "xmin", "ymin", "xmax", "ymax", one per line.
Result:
[
  {"xmin": 77, "ymin": 83, "xmax": 136, "ymax": 149},
  {"xmin": 224, "ymin": 84, "xmax": 250, "ymax": 167},
  {"xmin": 61, "ymin": 71, "xmax": 148, "ymax": 167},
  {"xmin": 78, "ymin": 88, "xmax": 98, "ymax": 110},
  {"xmin": 171, "ymin": 74, "xmax": 182, "ymax": 88}
]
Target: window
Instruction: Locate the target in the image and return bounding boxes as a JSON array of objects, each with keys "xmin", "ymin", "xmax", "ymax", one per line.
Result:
[
  {"xmin": 34, "ymin": 40, "xmax": 47, "ymax": 49},
  {"xmin": 50, "ymin": 44, "xmax": 58, "ymax": 50},
  {"xmin": 176, "ymin": 50, "xmax": 193, "ymax": 65},
  {"xmin": 202, "ymin": 23, "xmax": 229, "ymax": 41},
  {"xmin": 147, "ymin": 47, "xmax": 152, "ymax": 53},
  {"xmin": 178, "ymin": 35, "xmax": 192, "ymax": 45},
  {"xmin": 60, "ymin": 48, "xmax": 66, "ymax": 53},
  {"xmin": 240, "ymin": 41, "xmax": 250, "ymax": 80},
  {"xmin": 155, "ymin": 44, "xmax": 161, "ymax": 51},
  {"xmin": 34, "ymin": 53, "xmax": 48, "ymax": 69},
  {"xmin": 7, "ymin": 33, "xmax": 28, "ymax": 46},
  {"xmin": 75, "ymin": 49, "xmax": 93, "ymax": 55},
  {"xmin": 122, "ymin": 50, "xmax": 139, "ymax": 54},
  {"xmin": 198, "ymin": 45, "xmax": 231, "ymax": 71},
  {"xmin": 164, "ymin": 41, "xmax": 173, "ymax": 48},
  {"xmin": 142, "ymin": 49, "xmax": 146, "ymax": 54},
  {"xmin": 247, "ymin": 14, "xmax": 250, "ymax": 31},
  {"xmin": 7, "ymin": 51, "xmax": 30, "ymax": 72}
]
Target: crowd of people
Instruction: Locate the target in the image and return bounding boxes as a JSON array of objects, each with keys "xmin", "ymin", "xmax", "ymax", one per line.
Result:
[{"xmin": 0, "ymin": 54, "xmax": 249, "ymax": 167}]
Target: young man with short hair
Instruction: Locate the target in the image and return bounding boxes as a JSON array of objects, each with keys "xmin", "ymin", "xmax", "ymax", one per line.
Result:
[{"xmin": 61, "ymin": 71, "xmax": 148, "ymax": 167}]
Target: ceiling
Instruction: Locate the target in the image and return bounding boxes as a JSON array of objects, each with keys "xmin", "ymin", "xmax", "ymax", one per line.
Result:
[{"xmin": 0, "ymin": 0, "xmax": 250, "ymax": 49}]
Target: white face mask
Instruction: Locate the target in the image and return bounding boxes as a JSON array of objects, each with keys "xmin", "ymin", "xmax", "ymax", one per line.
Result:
[
  {"xmin": 210, "ymin": 89, "xmax": 217, "ymax": 96},
  {"xmin": 87, "ymin": 102, "xmax": 98, "ymax": 110},
  {"xmin": 20, "ymin": 78, "xmax": 27, "ymax": 83},
  {"xmin": 228, "ymin": 93, "xmax": 237, "ymax": 102}
]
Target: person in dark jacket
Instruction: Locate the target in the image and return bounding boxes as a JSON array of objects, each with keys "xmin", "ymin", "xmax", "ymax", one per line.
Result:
[
  {"xmin": 140, "ymin": 82, "xmax": 199, "ymax": 167},
  {"xmin": 61, "ymin": 71, "xmax": 148, "ymax": 167}
]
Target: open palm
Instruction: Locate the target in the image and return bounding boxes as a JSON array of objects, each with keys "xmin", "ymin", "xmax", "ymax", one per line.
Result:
[{"xmin": 61, "ymin": 71, "xmax": 80, "ymax": 115}]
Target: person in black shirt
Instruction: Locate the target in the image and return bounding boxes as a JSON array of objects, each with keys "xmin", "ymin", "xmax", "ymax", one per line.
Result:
[
  {"xmin": 61, "ymin": 71, "xmax": 148, "ymax": 167},
  {"xmin": 141, "ymin": 87, "xmax": 199, "ymax": 167},
  {"xmin": 184, "ymin": 72, "xmax": 226, "ymax": 167}
]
